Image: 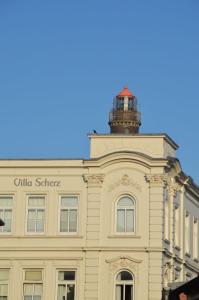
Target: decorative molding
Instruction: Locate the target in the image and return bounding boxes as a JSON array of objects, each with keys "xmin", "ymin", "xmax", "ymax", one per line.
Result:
[
  {"xmin": 106, "ymin": 256, "xmax": 142, "ymax": 274},
  {"xmin": 145, "ymin": 174, "xmax": 168, "ymax": 186},
  {"xmin": 166, "ymin": 180, "xmax": 181, "ymax": 197},
  {"xmin": 108, "ymin": 174, "xmax": 142, "ymax": 192},
  {"xmin": 83, "ymin": 174, "xmax": 105, "ymax": 186}
]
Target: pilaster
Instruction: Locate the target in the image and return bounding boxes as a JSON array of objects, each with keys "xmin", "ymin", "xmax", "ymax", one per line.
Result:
[
  {"xmin": 145, "ymin": 174, "xmax": 167, "ymax": 300},
  {"xmin": 83, "ymin": 174, "xmax": 104, "ymax": 300}
]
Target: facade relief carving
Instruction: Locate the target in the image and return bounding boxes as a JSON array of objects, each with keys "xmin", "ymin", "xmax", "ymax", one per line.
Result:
[
  {"xmin": 145, "ymin": 174, "xmax": 168, "ymax": 186},
  {"xmin": 106, "ymin": 256, "xmax": 142, "ymax": 275},
  {"xmin": 166, "ymin": 178, "xmax": 182, "ymax": 197},
  {"xmin": 108, "ymin": 174, "xmax": 142, "ymax": 192},
  {"xmin": 82, "ymin": 174, "xmax": 105, "ymax": 186}
]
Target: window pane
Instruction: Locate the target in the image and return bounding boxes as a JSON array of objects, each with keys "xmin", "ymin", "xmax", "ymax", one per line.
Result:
[
  {"xmin": 117, "ymin": 271, "xmax": 133, "ymax": 281},
  {"xmin": 118, "ymin": 197, "xmax": 134, "ymax": 207},
  {"xmin": 117, "ymin": 209, "xmax": 125, "ymax": 232},
  {"xmin": 0, "ymin": 285, "xmax": 8, "ymax": 296},
  {"xmin": 67, "ymin": 284, "xmax": 75, "ymax": 300},
  {"xmin": 116, "ymin": 285, "xmax": 123, "ymax": 300},
  {"xmin": 24, "ymin": 297, "xmax": 32, "ymax": 300},
  {"xmin": 25, "ymin": 270, "xmax": 42, "ymax": 281},
  {"xmin": 28, "ymin": 197, "xmax": 45, "ymax": 207},
  {"xmin": 125, "ymin": 285, "xmax": 133, "ymax": 300},
  {"xmin": 36, "ymin": 210, "xmax": 44, "ymax": 232},
  {"xmin": 60, "ymin": 210, "xmax": 68, "ymax": 232},
  {"xmin": 69, "ymin": 210, "xmax": 77, "ymax": 232},
  {"xmin": 0, "ymin": 271, "xmax": 9, "ymax": 281},
  {"xmin": 57, "ymin": 285, "xmax": 65, "ymax": 300},
  {"xmin": 61, "ymin": 197, "xmax": 78, "ymax": 207},
  {"xmin": 24, "ymin": 284, "xmax": 33, "ymax": 295},
  {"xmin": 28, "ymin": 210, "xmax": 36, "ymax": 232},
  {"xmin": 33, "ymin": 296, "xmax": 41, "ymax": 300},
  {"xmin": 0, "ymin": 197, "xmax": 13, "ymax": 207},
  {"xmin": 58, "ymin": 271, "xmax": 75, "ymax": 281},
  {"xmin": 4, "ymin": 210, "xmax": 12, "ymax": 232},
  {"xmin": 126, "ymin": 210, "xmax": 134, "ymax": 232},
  {"xmin": 34, "ymin": 284, "xmax": 42, "ymax": 295}
]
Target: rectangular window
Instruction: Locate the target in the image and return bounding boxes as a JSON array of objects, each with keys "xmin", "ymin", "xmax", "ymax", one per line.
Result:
[
  {"xmin": 60, "ymin": 196, "xmax": 78, "ymax": 233},
  {"xmin": 27, "ymin": 196, "xmax": 45, "ymax": 233},
  {"xmin": 185, "ymin": 212, "xmax": 190, "ymax": 254},
  {"xmin": 57, "ymin": 270, "xmax": 76, "ymax": 300},
  {"xmin": 0, "ymin": 269, "xmax": 9, "ymax": 300},
  {"xmin": 164, "ymin": 196, "xmax": 169, "ymax": 241},
  {"xmin": 0, "ymin": 196, "xmax": 13, "ymax": 233},
  {"xmin": 193, "ymin": 218, "xmax": 198, "ymax": 259},
  {"xmin": 23, "ymin": 269, "xmax": 43, "ymax": 300},
  {"xmin": 174, "ymin": 205, "xmax": 180, "ymax": 247}
]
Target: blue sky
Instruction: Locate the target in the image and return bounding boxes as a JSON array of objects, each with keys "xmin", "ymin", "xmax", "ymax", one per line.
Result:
[{"xmin": 0, "ymin": 0, "xmax": 199, "ymax": 183}]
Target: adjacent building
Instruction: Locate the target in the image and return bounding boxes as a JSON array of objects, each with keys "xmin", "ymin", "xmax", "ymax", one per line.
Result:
[{"xmin": 0, "ymin": 87, "xmax": 199, "ymax": 300}]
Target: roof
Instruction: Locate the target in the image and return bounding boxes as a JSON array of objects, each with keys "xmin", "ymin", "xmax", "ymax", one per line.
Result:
[
  {"xmin": 117, "ymin": 86, "xmax": 134, "ymax": 97},
  {"xmin": 169, "ymin": 276, "xmax": 199, "ymax": 300}
]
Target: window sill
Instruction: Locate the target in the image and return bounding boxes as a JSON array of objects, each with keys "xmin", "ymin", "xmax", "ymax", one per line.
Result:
[{"xmin": 108, "ymin": 234, "xmax": 141, "ymax": 239}]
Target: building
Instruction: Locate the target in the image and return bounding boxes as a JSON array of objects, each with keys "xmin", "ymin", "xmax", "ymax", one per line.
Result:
[
  {"xmin": 0, "ymin": 87, "xmax": 199, "ymax": 300},
  {"xmin": 168, "ymin": 276, "xmax": 199, "ymax": 300}
]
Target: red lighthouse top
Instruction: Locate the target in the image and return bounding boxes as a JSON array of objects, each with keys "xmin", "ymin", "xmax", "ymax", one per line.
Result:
[{"xmin": 117, "ymin": 86, "xmax": 134, "ymax": 97}]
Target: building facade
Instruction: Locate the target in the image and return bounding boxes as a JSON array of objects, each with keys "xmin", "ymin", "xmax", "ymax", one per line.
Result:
[{"xmin": 0, "ymin": 87, "xmax": 199, "ymax": 300}]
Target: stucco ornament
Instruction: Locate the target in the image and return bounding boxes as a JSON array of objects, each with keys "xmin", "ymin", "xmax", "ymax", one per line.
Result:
[
  {"xmin": 106, "ymin": 256, "xmax": 142, "ymax": 275},
  {"xmin": 166, "ymin": 178, "xmax": 182, "ymax": 197},
  {"xmin": 145, "ymin": 174, "xmax": 168, "ymax": 186},
  {"xmin": 108, "ymin": 174, "xmax": 142, "ymax": 192},
  {"xmin": 163, "ymin": 261, "xmax": 172, "ymax": 286},
  {"xmin": 83, "ymin": 174, "xmax": 105, "ymax": 186}
]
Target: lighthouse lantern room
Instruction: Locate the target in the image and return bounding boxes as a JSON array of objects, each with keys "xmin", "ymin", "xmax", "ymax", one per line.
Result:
[{"xmin": 109, "ymin": 86, "xmax": 141, "ymax": 134}]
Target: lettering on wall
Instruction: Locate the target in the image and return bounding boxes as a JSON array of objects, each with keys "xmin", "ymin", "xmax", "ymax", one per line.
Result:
[{"xmin": 13, "ymin": 178, "xmax": 61, "ymax": 187}]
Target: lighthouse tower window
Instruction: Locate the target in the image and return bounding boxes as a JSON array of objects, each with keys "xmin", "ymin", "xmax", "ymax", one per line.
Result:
[{"xmin": 116, "ymin": 98, "xmax": 124, "ymax": 110}]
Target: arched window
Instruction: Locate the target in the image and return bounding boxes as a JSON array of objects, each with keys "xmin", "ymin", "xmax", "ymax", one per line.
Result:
[
  {"xmin": 115, "ymin": 270, "xmax": 134, "ymax": 300},
  {"xmin": 116, "ymin": 196, "xmax": 135, "ymax": 233}
]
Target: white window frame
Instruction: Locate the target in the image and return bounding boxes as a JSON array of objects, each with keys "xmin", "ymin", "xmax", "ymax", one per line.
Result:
[
  {"xmin": 26, "ymin": 195, "xmax": 46, "ymax": 234},
  {"xmin": 115, "ymin": 195, "xmax": 136, "ymax": 234},
  {"xmin": 56, "ymin": 269, "xmax": 76, "ymax": 300},
  {"xmin": 0, "ymin": 269, "xmax": 9, "ymax": 300},
  {"xmin": 23, "ymin": 269, "xmax": 43, "ymax": 300},
  {"xmin": 59, "ymin": 195, "xmax": 79, "ymax": 235},
  {"xmin": 0, "ymin": 195, "xmax": 13, "ymax": 234},
  {"xmin": 114, "ymin": 270, "xmax": 134, "ymax": 300}
]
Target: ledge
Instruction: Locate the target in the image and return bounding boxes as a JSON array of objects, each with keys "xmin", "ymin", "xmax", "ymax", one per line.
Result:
[
  {"xmin": 108, "ymin": 234, "xmax": 141, "ymax": 239},
  {"xmin": 0, "ymin": 235, "xmax": 84, "ymax": 239}
]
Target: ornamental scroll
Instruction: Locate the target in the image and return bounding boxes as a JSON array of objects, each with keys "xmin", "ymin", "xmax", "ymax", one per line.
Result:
[
  {"xmin": 105, "ymin": 256, "xmax": 142, "ymax": 276},
  {"xmin": 108, "ymin": 174, "xmax": 142, "ymax": 193},
  {"xmin": 83, "ymin": 174, "xmax": 105, "ymax": 186}
]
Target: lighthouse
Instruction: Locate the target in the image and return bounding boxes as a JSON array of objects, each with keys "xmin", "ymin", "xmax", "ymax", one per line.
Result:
[{"xmin": 109, "ymin": 86, "xmax": 141, "ymax": 134}]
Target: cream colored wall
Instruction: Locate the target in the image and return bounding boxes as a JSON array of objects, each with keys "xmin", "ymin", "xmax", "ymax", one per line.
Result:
[{"xmin": 89, "ymin": 134, "xmax": 177, "ymax": 159}]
